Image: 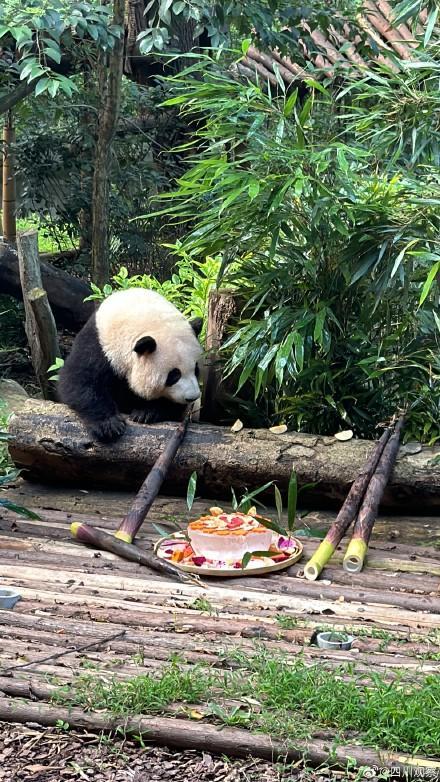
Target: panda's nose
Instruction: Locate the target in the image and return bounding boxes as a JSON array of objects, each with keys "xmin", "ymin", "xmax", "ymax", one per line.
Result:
[{"xmin": 185, "ymin": 393, "xmax": 200, "ymax": 403}]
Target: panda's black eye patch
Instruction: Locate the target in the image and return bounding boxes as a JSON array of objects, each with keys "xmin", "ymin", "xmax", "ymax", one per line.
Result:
[
  {"xmin": 166, "ymin": 368, "xmax": 182, "ymax": 386},
  {"xmin": 195, "ymin": 363, "xmax": 200, "ymax": 378}
]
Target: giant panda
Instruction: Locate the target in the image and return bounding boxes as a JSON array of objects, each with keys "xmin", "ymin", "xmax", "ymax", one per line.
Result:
[{"xmin": 58, "ymin": 288, "xmax": 203, "ymax": 443}]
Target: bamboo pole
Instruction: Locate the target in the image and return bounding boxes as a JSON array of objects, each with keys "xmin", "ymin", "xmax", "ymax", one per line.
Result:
[
  {"xmin": 115, "ymin": 415, "xmax": 190, "ymax": 544},
  {"xmin": 343, "ymin": 417, "xmax": 405, "ymax": 574},
  {"xmin": 71, "ymin": 415, "xmax": 200, "ymax": 585},
  {"xmin": 2, "ymin": 111, "xmax": 16, "ymax": 244},
  {"xmin": 70, "ymin": 522, "xmax": 199, "ymax": 585},
  {"xmin": 304, "ymin": 425, "xmax": 393, "ymax": 580}
]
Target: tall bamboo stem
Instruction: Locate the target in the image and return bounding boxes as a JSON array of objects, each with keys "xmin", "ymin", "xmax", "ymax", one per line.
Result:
[{"xmin": 2, "ymin": 111, "xmax": 16, "ymax": 244}]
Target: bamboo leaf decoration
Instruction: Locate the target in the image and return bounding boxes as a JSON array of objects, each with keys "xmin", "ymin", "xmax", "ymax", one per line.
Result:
[
  {"xmin": 187, "ymin": 471, "xmax": 197, "ymax": 511},
  {"xmin": 241, "ymin": 550, "xmax": 278, "ymax": 569},
  {"xmin": 274, "ymin": 484, "xmax": 283, "ymax": 524}
]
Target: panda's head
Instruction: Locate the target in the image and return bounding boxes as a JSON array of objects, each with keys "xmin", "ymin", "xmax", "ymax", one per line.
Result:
[{"xmin": 96, "ymin": 288, "xmax": 203, "ymax": 406}]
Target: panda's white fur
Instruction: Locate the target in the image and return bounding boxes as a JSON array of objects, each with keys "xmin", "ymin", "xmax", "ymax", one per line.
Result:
[{"xmin": 96, "ymin": 288, "xmax": 202, "ymax": 405}]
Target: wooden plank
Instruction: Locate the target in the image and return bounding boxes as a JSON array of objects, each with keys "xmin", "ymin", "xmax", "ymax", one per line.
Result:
[
  {"xmin": 2, "ymin": 510, "xmax": 439, "ymax": 576},
  {"xmin": 1, "ymin": 549, "xmax": 438, "ymax": 613},
  {"xmin": 2, "ymin": 625, "xmax": 438, "ymax": 675},
  {"xmin": 3, "ymin": 479, "xmax": 440, "ymax": 543},
  {"xmin": 9, "ymin": 601, "xmax": 437, "ymax": 655},
  {"xmin": 2, "ymin": 570, "xmax": 439, "ymax": 629},
  {"xmin": 1, "ymin": 533, "xmax": 439, "ymax": 599}
]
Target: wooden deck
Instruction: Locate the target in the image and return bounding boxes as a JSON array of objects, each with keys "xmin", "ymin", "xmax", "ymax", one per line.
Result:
[{"xmin": 1, "ymin": 481, "xmax": 439, "ymax": 775}]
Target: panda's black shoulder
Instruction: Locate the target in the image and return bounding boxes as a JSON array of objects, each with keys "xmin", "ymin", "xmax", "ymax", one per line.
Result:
[{"xmin": 58, "ymin": 313, "xmax": 115, "ymax": 400}]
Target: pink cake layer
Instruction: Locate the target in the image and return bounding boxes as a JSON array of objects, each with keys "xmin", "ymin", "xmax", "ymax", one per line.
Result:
[{"xmin": 187, "ymin": 513, "xmax": 272, "ymax": 561}]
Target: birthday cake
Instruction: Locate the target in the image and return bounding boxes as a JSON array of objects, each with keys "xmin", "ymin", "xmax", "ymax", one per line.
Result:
[{"xmin": 187, "ymin": 508, "xmax": 272, "ymax": 561}]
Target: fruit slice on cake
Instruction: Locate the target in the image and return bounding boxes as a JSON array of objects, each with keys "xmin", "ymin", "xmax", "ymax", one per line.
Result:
[{"xmin": 187, "ymin": 508, "xmax": 272, "ymax": 562}]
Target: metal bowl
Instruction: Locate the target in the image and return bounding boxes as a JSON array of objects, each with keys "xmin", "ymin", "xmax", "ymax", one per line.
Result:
[{"xmin": 0, "ymin": 587, "xmax": 21, "ymax": 610}]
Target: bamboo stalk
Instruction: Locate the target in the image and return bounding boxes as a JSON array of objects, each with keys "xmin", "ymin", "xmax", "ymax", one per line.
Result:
[
  {"xmin": 70, "ymin": 522, "xmax": 200, "ymax": 585},
  {"xmin": 343, "ymin": 417, "xmax": 405, "ymax": 574},
  {"xmin": 304, "ymin": 425, "xmax": 393, "ymax": 581},
  {"xmin": 115, "ymin": 414, "xmax": 189, "ymax": 543},
  {"xmin": 71, "ymin": 415, "xmax": 199, "ymax": 585},
  {"xmin": 2, "ymin": 111, "xmax": 16, "ymax": 244},
  {"xmin": 0, "ymin": 697, "xmax": 437, "ymax": 776}
]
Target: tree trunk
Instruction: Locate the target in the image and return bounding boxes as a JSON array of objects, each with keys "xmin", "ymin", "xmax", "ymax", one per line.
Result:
[
  {"xmin": 90, "ymin": 0, "xmax": 125, "ymax": 286},
  {"xmin": 8, "ymin": 400, "xmax": 440, "ymax": 512},
  {"xmin": 17, "ymin": 231, "xmax": 61, "ymax": 398},
  {"xmin": 202, "ymin": 289, "xmax": 237, "ymax": 422},
  {"xmin": 0, "ymin": 242, "xmax": 93, "ymax": 329},
  {"xmin": 2, "ymin": 112, "xmax": 16, "ymax": 244}
]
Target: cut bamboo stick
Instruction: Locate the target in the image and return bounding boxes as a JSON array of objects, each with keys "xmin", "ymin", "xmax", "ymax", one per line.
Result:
[
  {"xmin": 343, "ymin": 417, "xmax": 405, "ymax": 574},
  {"xmin": 71, "ymin": 415, "xmax": 198, "ymax": 584},
  {"xmin": 70, "ymin": 523, "xmax": 199, "ymax": 585},
  {"xmin": 115, "ymin": 414, "xmax": 189, "ymax": 544},
  {"xmin": 304, "ymin": 425, "xmax": 393, "ymax": 580},
  {"xmin": 2, "ymin": 112, "xmax": 16, "ymax": 244}
]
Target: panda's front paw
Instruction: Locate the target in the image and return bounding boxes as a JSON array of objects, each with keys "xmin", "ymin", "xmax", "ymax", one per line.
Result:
[
  {"xmin": 130, "ymin": 408, "xmax": 160, "ymax": 425},
  {"xmin": 92, "ymin": 414, "xmax": 126, "ymax": 443}
]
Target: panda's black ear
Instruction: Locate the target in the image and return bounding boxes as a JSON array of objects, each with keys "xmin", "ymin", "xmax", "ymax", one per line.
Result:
[
  {"xmin": 134, "ymin": 336, "xmax": 157, "ymax": 355},
  {"xmin": 189, "ymin": 318, "xmax": 203, "ymax": 337}
]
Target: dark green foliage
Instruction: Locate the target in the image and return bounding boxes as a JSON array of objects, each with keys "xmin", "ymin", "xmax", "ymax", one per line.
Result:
[
  {"xmin": 145, "ymin": 45, "xmax": 440, "ymax": 443},
  {"xmin": 12, "ymin": 80, "xmax": 185, "ymax": 274}
]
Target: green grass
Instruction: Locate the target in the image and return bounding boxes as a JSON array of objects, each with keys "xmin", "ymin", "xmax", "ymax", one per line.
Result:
[
  {"xmin": 58, "ymin": 661, "xmax": 215, "ymax": 716},
  {"xmin": 61, "ymin": 648, "xmax": 440, "ymax": 757},
  {"xmin": 191, "ymin": 597, "xmax": 217, "ymax": 615},
  {"xmin": 275, "ymin": 614, "xmax": 299, "ymax": 630},
  {"xmin": 1, "ymin": 214, "xmax": 76, "ymax": 254}
]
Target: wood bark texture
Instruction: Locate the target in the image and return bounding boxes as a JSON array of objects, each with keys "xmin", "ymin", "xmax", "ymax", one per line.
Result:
[
  {"xmin": 0, "ymin": 697, "xmax": 435, "ymax": 777},
  {"xmin": 17, "ymin": 232, "xmax": 61, "ymax": 399},
  {"xmin": 90, "ymin": 0, "xmax": 125, "ymax": 286},
  {"xmin": 0, "ymin": 242, "xmax": 93, "ymax": 329},
  {"xmin": 202, "ymin": 289, "xmax": 237, "ymax": 422},
  {"xmin": 8, "ymin": 400, "xmax": 440, "ymax": 512}
]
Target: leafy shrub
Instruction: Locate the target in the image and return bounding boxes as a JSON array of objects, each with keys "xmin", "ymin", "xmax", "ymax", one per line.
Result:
[
  {"xmin": 143, "ymin": 49, "xmax": 440, "ymax": 442},
  {"xmin": 84, "ymin": 252, "xmax": 221, "ymax": 339}
]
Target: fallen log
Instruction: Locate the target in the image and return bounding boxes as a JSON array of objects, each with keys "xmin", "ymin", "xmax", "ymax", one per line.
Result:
[
  {"xmin": 0, "ymin": 242, "xmax": 93, "ymax": 330},
  {"xmin": 0, "ymin": 697, "xmax": 437, "ymax": 777},
  {"xmin": 8, "ymin": 400, "xmax": 440, "ymax": 513}
]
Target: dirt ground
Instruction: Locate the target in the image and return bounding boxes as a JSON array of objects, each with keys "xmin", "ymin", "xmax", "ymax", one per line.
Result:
[{"xmin": 0, "ymin": 723, "xmax": 363, "ymax": 782}]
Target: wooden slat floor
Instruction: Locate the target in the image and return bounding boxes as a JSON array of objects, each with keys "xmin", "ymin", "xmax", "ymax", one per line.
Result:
[{"xmin": 0, "ymin": 480, "xmax": 439, "ymax": 772}]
